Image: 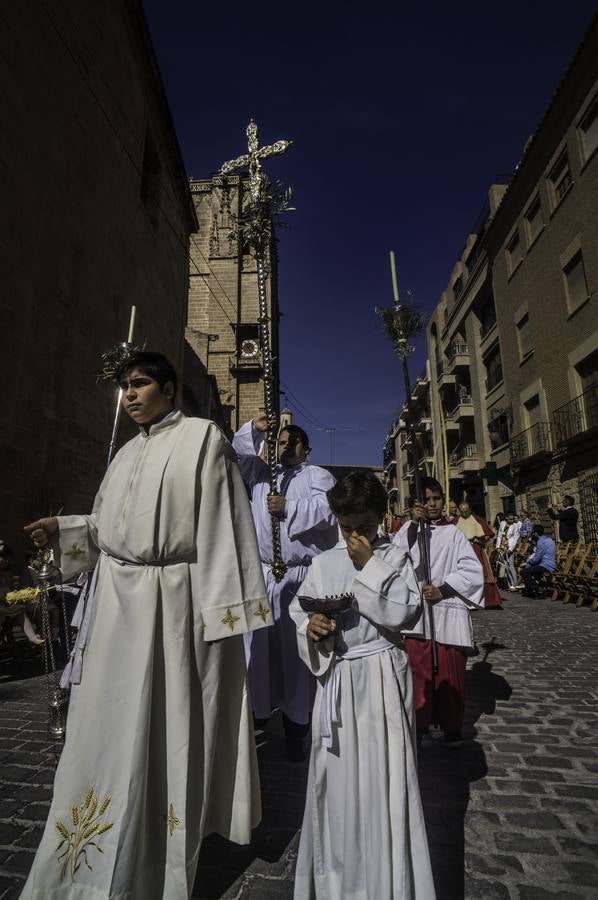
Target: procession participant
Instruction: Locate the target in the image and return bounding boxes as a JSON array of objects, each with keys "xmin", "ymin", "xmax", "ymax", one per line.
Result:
[
  {"xmin": 455, "ymin": 501, "xmax": 502, "ymax": 609},
  {"xmin": 393, "ymin": 477, "xmax": 484, "ymax": 747},
  {"xmin": 290, "ymin": 472, "xmax": 436, "ymax": 900},
  {"xmin": 506, "ymin": 513, "xmax": 522, "ymax": 591},
  {"xmin": 21, "ymin": 352, "xmax": 270, "ymax": 900},
  {"xmin": 233, "ymin": 414, "xmax": 337, "ymax": 760},
  {"xmin": 548, "ymin": 495, "xmax": 580, "ymax": 542},
  {"xmin": 447, "ymin": 499, "xmax": 459, "ymax": 522}
]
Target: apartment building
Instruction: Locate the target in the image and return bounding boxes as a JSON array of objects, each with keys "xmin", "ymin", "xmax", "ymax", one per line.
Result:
[
  {"xmin": 383, "ymin": 364, "xmax": 434, "ymax": 516},
  {"xmin": 386, "ymin": 17, "xmax": 598, "ymax": 537},
  {"xmin": 484, "ymin": 18, "xmax": 598, "ymax": 540}
]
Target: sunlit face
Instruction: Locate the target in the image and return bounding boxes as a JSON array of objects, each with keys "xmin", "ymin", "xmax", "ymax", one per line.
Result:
[
  {"xmin": 278, "ymin": 429, "xmax": 307, "ymax": 466},
  {"xmin": 119, "ymin": 367, "xmax": 174, "ymax": 425},
  {"xmin": 338, "ymin": 511, "xmax": 381, "ymax": 545},
  {"xmin": 459, "ymin": 502, "xmax": 471, "ymax": 519},
  {"xmin": 424, "ymin": 488, "xmax": 444, "ymax": 521}
]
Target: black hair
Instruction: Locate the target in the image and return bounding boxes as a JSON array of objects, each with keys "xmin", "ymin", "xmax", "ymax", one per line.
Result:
[
  {"xmin": 115, "ymin": 351, "xmax": 178, "ymax": 395},
  {"xmin": 327, "ymin": 471, "xmax": 387, "ymax": 518},
  {"xmin": 564, "ymin": 495, "xmax": 575, "ymax": 506},
  {"xmin": 280, "ymin": 424, "xmax": 310, "ymax": 452},
  {"xmin": 533, "ymin": 524, "xmax": 545, "ymax": 536},
  {"xmin": 421, "ymin": 476, "xmax": 444, "ymax": 499}
]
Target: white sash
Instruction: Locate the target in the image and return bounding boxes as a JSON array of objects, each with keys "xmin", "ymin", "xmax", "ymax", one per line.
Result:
[{"xmin": 320, "ymin": 637, "xmax": 394, "ymax": 748}]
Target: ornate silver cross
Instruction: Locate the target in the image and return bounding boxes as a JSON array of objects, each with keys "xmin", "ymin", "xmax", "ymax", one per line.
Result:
[{"xmin": 219, "ymin": 119, "xmax": 292, "ymax": 202}]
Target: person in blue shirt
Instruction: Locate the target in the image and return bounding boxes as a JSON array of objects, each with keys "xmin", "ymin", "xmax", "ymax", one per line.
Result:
[
  {"xmin": 520, "ymin": 525, "xmax": 556, "ymax": 597},
  {"xmin": 519, "ymin": 510, "xmax": 534, "ymax": 539}
]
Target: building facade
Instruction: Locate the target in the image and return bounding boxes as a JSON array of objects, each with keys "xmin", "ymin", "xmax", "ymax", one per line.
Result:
[
  {"xmin": 385, "ymin": 16, "xmax": 598, "ymax": 538},
  {"xmin": 0, "ymin": 0, "xmax": 197, "ymax": 556},
  {"xmin": 485, "ymin": 19, "xmax": 598, "ymax": 541},
  {"xmin": 186, "ymin": 174, "xmax": 280, "ymax": 437}
]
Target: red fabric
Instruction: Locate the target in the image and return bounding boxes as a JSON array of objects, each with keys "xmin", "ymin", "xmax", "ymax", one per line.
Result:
[
  {"xmin": 405, "ymin": 638, "xmax": 467, "ymax": 732},
  {"xmin": 455, "ymin": 514, "xmax": 502, "ymax": 609}
]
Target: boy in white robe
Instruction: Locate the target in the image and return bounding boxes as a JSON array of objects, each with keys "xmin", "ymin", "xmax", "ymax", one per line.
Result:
[
  {"xmin": 393, "ymin": 477, "xmax": 484, "ymax": 747},
  {"xmin": 21, "ymin": 353, "xmax": 271, "ymax": 900},
  {"xmin": 290, "ymin": 472, "xmax": 436, "ymax": 900},
  {"xmin": 234, "ymin": 415, "xmax": 337, "ymax": 760}
]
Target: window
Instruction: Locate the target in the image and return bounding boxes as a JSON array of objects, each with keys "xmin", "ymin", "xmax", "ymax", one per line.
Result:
[
  {"xmin": 488, "ymin": 413, "xmax": 510, "ymax": 449},
  {"xmin": 516, "ymin": 313, "xmax": 533, "ymax": 359},
  {"xmin": 563, "ymin": 251, "xmax": 589, "ymax": 313},
  {"xmin": 524, "ymin": 196, "xmax": 544, "ymax": 244},
  {"xmin": 506, "ymin": 231, "xmax": 522, "ymax": 274},
  {"xmin": 576, "ymin": 350, "xmax": 598, "ymax": 431},
  {"xmin": 479, "ymin": 297, "xmax": 497, "ymax": 338},
  {"xmin": 549, "ymin": 151, "xmax": 572, "ymax": 208},
  {"xmin": 579, "ymin": 95, "xmax": 598, "ymax": 161},
  {"xmin": 453, "ymin": 275, "xmax": 464, "ymax": 300},
  {"xmin": 524, "ymin": 394, "xmax": 541, "ymax": 428},
  {"xmin": 485, "ymin": 345, "xmax": 503, "ymax": 392}
]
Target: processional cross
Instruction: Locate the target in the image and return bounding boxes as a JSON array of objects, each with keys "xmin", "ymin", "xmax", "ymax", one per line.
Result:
[{"xmin": 219, "ymin": 120, "xmax": 293, "ymax": 583}]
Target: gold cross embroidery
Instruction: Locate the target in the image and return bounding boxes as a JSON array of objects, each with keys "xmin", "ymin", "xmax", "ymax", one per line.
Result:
[
  {"xmin": 221, "ymin": 608, "xmax": 240, "ymax": 632},
  {"xmin": 64, "ymin": 544, "xmax": 84, "ymax": 559},
  {"xmin": 166, "ymin": 803, "xmax": 180, "ymax": 836},
  {"xmin": 254, "ymin": 601, "xmax": 269, "ymax": 624}
]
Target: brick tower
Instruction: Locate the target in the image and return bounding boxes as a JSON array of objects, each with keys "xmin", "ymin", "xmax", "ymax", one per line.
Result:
[{"xmin": 185, "ymin": 173, "xmax": 280, "ymax": 436}]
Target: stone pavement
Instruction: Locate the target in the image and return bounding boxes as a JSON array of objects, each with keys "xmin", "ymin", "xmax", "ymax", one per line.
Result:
[{"xmin": 1, "ymin": 593, "xmax": 597, "ymax": 899}]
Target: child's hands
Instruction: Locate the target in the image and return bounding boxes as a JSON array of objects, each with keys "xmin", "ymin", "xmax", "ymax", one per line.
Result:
[
  {"xmin": 422, "ymin": 584, "xmax": 442, "ymax": 604},
  {"xmin": 347, "ymin": 533, "xmax": 373, "ymax": 568},
  {"xmin": 306, "ymin": 613, "xmax": 337, "ymax": 642}
]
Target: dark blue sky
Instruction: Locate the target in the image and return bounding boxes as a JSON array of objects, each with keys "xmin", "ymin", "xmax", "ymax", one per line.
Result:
[{"xmin": 144, "ymin": 0, "xmax": 596, "ymax": 466}]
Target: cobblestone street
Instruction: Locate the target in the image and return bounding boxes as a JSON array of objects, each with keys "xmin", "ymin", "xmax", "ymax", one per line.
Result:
[{"xmin": 1, "ymin": 592, "xmax": 597, "ymax": 899}]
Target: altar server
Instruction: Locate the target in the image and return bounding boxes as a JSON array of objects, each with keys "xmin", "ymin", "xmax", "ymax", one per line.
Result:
[
  {"xmin": 393, "ymin": 477, "xmax": 484, "ymax": 747},
  {"xmin": 233, "ymin": 414, "xmax": 337, "ymax": 759},
  {"xmin": 21, "ymin": 352, "xmax": 270, "ymax": 900},
  {"xmin": 290, "ymin": 472, "xmax": 436, "ymax": 900}
]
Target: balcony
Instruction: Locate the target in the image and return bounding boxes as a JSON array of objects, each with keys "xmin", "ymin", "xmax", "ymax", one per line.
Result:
[
  {"xmin": 449, "ymin": 443, "xmax": 481, "ymax": 475},
  {"xmin": 447, "ymin": 342, "xmax": 470, "ymax": 373},
  {"xmin": 509, "ymin": 422, "xmax": 553, "ymax": 465},
  {"xmin": 553, "ymin": 387, "xmax": 598, "ymax": 444},
  {"xmin": 450, "ymin": 395, "xmax": 474, "ymax": 421},
  {"xmin": 443, "ymin": 408, "xmax": 460, "ymax": 431},
  {"xmin": 436, "ymin": 361, "xmax": 456, "ymax": 388}
]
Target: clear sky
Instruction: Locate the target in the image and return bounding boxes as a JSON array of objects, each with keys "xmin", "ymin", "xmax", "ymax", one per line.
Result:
[{"xmin": 143, "ymin": 0, "xmax": 596, "ymax": 466}]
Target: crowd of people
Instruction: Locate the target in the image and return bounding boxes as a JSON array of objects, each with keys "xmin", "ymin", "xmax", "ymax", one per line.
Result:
[{"xmin": 0, "ymin": 350, "xmax": 580, "ymax": 899}]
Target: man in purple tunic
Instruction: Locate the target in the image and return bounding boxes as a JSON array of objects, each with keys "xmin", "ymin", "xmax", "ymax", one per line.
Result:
[{"xmin": 233, "ymin": 414, "xmax": 337, "ymax": 759}]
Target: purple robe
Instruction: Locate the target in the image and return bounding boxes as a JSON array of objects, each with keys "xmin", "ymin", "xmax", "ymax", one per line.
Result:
[{"xmin": 233, "ymin": 421, "xmax": 338, "ymax": 723}]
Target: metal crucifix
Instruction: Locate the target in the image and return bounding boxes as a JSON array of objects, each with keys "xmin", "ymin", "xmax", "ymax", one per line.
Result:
[{"xmin": 219, "ymin": 120, "xmax": 293, "ymax": 582}]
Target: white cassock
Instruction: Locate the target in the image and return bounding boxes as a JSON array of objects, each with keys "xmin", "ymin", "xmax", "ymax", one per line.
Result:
[
  {"xmin": 233, "ymin": 421, "xmax": 337, "ymax": 724},
  {"xmin": 392, "ymin": 521, "xmax": 484, "ymax": 647},
  {"xmin": 21, "ymin": 411, "xmax": 271, "ymax": 900},
  {"xmin": 289, "ymin": 537, "xmax": 437, "ymax": 900}
]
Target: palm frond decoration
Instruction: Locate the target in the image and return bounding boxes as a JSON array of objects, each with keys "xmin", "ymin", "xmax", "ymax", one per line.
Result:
[
  {"xmin": 376, "ymin": 291, "xmax": 427, "ymax": 360},
  {"xmin": 230, "ymin": 178, "xmax": 295, "ymax": 253},
  {"xmin": 96, "ymin": 342, "xmax": 145, "ymax": 383}
]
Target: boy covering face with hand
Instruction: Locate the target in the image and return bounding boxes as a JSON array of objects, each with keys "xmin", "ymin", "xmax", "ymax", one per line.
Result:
[{"xmin": 290, "ymin": 472, "xmax": 436, "ymax": 900}]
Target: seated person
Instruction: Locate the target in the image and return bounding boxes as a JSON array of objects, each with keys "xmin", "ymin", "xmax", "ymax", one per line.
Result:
[{"xmin": 519, "ymin": 525, "xmax": 556, "ymax": 596}]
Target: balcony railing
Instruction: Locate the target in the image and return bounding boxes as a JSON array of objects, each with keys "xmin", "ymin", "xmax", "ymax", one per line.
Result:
[
  {"xmin": 450, "ymin": 395, "xmax": 474, "ymax": 419},
  {"xmin": 448, "ymin": 342, "xmax": 469, "ymax": 359},
  {"xmin": 450, "ymin": 443, "xmax": 478, "ymax": 464},
  {"xmin": 553, "ymin": 386, "xmax": 598, "ymax": 444},
  {"xmin": 509, "ymin": 422, "xmax": 552, "ymax": 464}
]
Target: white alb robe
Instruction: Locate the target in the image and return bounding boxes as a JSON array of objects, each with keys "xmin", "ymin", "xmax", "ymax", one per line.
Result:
[
  {"xmin": 21, "ymin": 412, "xmax": 271, "ymax": 900},
  {"xmin": 233, "ymin": 421, "xmax": 337, "ymax": 724},
  {"xmin": 289, "ymin": 538, "xmax": 436, "ymax": 900},
  {"xmin": 393, "ymin": 521, "xmax": 484, "ymax": 648}
]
